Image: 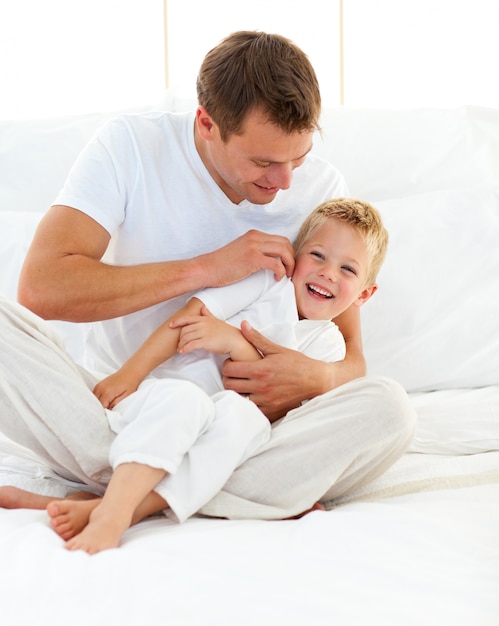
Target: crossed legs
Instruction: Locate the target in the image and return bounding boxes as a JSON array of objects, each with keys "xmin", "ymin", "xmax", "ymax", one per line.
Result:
[
  {"xmin": 0, "ymin": 463, "xmax": 168, "ymax": 554},
  {"xmin": 55, "ymin": 462, "xmax": 168, "ymax": 553}
]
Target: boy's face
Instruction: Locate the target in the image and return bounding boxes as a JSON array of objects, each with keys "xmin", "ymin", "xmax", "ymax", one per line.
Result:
[
  {"xmin": 195, "ymin": 106, "xmax": 313, "ymax": 205},
  {"xmin": 292, "ymin": 219, "xmax": 377, "ymax": 321}
]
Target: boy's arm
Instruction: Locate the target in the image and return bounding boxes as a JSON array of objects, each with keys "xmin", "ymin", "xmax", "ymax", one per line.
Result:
[
  {"xmin": 93, "ymin": 297, "xmax": 206, "ymax": 408},
  {"xmin": 174, "ymin": 305, "xmax": 261, "ymax": 362},
  {"xmin": 93, "ymin": 299, "xmax": 262, "ymax": 409}
]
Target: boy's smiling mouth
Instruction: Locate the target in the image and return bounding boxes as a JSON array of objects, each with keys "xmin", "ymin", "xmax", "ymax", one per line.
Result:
[{"xmin": 307, "ymin": 283, "xmax": 333, "ymax": 298}]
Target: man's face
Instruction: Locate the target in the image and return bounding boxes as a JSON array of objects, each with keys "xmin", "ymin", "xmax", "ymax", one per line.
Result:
[{"xmin": 195, "ymin": 107, "xmax": 313, "ymax": 205}]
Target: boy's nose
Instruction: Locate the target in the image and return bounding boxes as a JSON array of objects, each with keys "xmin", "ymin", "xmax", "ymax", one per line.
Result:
[{"xmin": 320, "ymin": 266, "xmax": 337, "ymax": 283}]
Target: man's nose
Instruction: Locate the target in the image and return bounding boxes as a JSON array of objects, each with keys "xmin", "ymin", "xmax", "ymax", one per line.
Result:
[{"xmin": 267, "ymin": 163, "xmax": 293, "ymax": 190}]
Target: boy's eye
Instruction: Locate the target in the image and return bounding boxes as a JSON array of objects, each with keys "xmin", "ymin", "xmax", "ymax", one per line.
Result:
[
  {"xmin": 342, "ymin": 265, "xmax": 357, "ymax": 275},
  {"xmin": 311, "ymin": 251, "xmax": 325, "ymax": 260}
]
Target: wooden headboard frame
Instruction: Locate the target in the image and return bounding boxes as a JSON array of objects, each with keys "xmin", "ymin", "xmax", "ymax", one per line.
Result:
[
  {"xmin": 163, "ymin": 0, "xmax": 169, "ymax": 89},
  {"xmin": 161, "ymin": 1, "xmax": 345, "ymax": 103}
]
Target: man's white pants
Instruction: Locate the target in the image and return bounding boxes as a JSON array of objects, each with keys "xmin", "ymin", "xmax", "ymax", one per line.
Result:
[{"xmin": 0, "ymin": 297, "xmax": 416, "ymax": 520}]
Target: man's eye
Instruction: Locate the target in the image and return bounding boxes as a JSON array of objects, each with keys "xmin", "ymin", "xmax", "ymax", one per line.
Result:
[{"xmin": 254, "ymin": 161, "xmax": 271, "ymax": 168}]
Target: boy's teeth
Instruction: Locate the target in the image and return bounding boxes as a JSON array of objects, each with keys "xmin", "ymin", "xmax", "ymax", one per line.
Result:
[{"xmin": 309, "ymin": 284, "xmax": 332, "ymax": 298}]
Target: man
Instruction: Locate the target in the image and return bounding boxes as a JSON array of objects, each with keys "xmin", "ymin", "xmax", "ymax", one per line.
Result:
[{"xmin": 2, "ymin": 31, "xmax": 415, "ymax": 519}]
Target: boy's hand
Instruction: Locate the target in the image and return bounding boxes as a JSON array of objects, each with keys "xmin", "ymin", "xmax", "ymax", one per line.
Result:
[
  {"xmin": 93, "ymin": 371, "xmax": 141, "ymax": 409},
  {"xmin": 175, "ymin": 306, "xmax": 243, "ymax": 356}
]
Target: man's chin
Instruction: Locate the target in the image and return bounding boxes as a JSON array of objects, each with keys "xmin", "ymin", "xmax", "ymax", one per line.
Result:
[{"xmin": 245, "ymin": 188, "xmax": 279, "ymax": 205}]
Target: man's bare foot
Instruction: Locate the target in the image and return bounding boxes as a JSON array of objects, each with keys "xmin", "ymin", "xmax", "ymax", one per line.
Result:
[
  {"xmin": 0, "ymin": 485, "xmax": 98, "ymax": 511},
  {"xmin": 285, "ymin": 502, "xmax": 326, "ymax": 520},
  {"xmin": 0, "ymin": 486, "xmax": 55, "ymax": 510},
  {"xmin": 65, "ymin": 504, "xmax": 132, "ymax": 555},
  {"xmin": 47, "ymin": 498, "xmax": 102, "ymax": 540}
]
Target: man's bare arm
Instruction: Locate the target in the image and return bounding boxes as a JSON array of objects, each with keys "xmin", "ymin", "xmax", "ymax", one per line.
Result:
[
  {"xmin": 329, "ymin": 305, "xmax": 367, "ymax": 384},
  {"xmin": 18, "ymin": 205, "xmax": 295, "ymax": 322}
]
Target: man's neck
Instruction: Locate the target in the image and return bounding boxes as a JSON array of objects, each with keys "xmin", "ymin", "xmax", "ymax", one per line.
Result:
[{"xmin": 193, "ymin": 120, "xmax": 243, "ymax": 204}]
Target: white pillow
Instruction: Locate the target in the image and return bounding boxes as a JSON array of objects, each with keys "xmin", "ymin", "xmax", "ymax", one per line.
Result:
[
  {"xmin": 362, "ymin": 187, "xmax": 499, "ymax": 392},
  {"xmin": 0, "ymin": 211, "xmax": 88, "ymax": 362},
  {"xmin": 409, "ymin": 387, "xmax": 499, "ymax": 455},
  {"xmin": 0, "ymin": 108, "xmax": 151, "ymax": 214},
  {"xmin": 315, "ymin": 106, "xmax": 499, "ymax": 201},
  {"xmin": 0, "ymin": 212, "xmax": 41, "ymax": 298}
]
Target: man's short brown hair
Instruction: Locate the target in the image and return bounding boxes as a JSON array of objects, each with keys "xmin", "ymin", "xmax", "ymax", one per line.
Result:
[{"xmin": 196, "ymin": 31, "xmax": 321, "ymax": 141}]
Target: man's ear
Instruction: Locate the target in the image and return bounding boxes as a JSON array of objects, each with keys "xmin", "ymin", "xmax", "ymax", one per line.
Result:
[
  {"xmin": 352, "ymin": 284, "xmax": 378, "ymax": 308},
  {"xmin": 196, "ymin": 106, "xmax": 216, "ymax": 140}
]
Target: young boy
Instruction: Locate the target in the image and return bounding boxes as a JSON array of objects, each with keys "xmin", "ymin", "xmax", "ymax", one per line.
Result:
[{"xmin": 40, "ymin": 197, "xmax": 389, "ymax": 554}]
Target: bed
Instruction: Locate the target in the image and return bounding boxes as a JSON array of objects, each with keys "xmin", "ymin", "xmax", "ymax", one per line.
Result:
[{"xmin": 0, "ymin": 101, "xmax": 498, "ymax": 625}]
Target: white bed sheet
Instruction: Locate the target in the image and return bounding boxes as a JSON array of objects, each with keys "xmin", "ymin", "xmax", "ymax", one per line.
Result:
[
  {"xmin": 0, "ymin": 479, "xmax": 497, "ymax": 626},
  {"xmin": 1, "ymin": 385, "xmax": 499, "ymax": 626}
]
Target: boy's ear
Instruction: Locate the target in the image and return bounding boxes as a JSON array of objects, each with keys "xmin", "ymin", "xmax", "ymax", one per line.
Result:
[{"xmin": 352, "ymin": 284, "xmax": 378, "ymax": 308}]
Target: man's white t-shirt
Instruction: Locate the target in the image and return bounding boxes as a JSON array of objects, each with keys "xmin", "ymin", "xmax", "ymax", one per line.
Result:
[{"xmin": 54, "ymin": 111, "xmax": 348, "ymax": 375}]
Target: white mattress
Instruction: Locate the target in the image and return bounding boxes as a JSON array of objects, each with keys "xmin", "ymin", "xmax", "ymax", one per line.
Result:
[{"xmin": 1, "ymin": 387, "xmax": 498, "ymax": 626}]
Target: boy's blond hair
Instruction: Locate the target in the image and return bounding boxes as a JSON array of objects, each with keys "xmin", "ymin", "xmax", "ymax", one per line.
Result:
[{"xmin": 293, "ymin": 198, "xmax": 389, "ymax": 287}]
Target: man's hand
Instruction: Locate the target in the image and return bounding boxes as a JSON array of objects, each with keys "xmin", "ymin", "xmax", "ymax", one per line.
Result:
[
  {"xmin": 200, "ymin": 230, "xmax": 295, "ymax": 286},
  {"xmin": 19, "ymin": 208, "xmax": 294, "ymax": 323},
  {"xmin": 222, "ymin": 321, "xmax": 329, "ymax": 422}
]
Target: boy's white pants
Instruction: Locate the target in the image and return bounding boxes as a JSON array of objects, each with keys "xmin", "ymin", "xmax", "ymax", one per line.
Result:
[
  {"xmin": 0, "ymin": 297, "xmax": 416, "ymax": 520},
  {"xmin": 108, "ymin": 380, "xmax": 270, "ymax": 522}
]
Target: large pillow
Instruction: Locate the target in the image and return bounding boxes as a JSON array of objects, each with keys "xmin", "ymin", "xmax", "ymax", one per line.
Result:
[
  {"xmin": 0, "ymin": 211, "xmax": 88, "ymax": 362},
  {"xmin": 0, "ymin": 107, "xmax": 151, "ymax": 214},
  {"xmin": 0, "ymin": 211, "xmax": 41, "ymax": 298},
  {"xmin": 315, "ymin": 106, "xmax": 499, "ymax": 201},
  {"xmin": 409, "ymin": 387, "xmax": 499, "ymax": 455},
  {"xmin": 361, "ymin": 187, "xmax": 499, "ymax": 392}
]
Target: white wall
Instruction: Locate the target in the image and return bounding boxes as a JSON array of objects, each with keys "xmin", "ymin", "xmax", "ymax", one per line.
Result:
[
  {"xmin": 0, "ymin": 0, "xmax": 497, "ymax": 119},
  {"xmin": 166, "ymin": 0, "xmax": 342, "ymax": 107},
  {"xmin": 166, "ymin": 0, "xmax": 499, "ymax": 108},
  {"xmin": 0, "ymin": 0, "xmax": 165, "ymax": 119},
  {"xmin": 343, "ymin": 0, "xmax": 499, "ymax": 108}
]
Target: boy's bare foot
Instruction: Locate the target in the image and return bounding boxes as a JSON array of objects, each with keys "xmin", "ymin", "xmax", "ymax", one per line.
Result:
[
  {"xmin": 65, "ymin": 504, "xmax": 133, "ymax": 554},
  {"xmin": 0, "ymin": 486, "xmax": 96, "ymax": 510},
  {"xmin": 47, "ymin": 498, "xmax": 101, "ymax": 540}
]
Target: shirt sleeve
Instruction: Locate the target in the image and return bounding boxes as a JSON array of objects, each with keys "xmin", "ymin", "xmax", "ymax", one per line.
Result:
[
  {"xmin": 192, "ymin": 271, "xmax": 297, "ymax": 340},
  {"xmin": 53, "ymin": 118, "xmax": 131, "ymax": 235},
  {"xmin": 295, "ymin": 319, "xmax": 346, "ymax": 363},
  {"xmin": 192, "ymin": 270, "xmax": 284, "ymax": 320}
]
